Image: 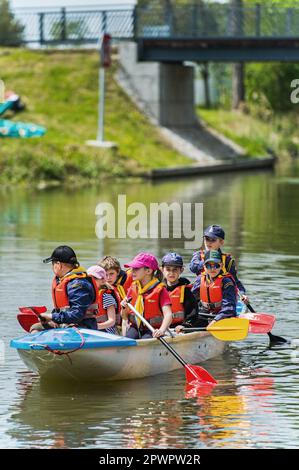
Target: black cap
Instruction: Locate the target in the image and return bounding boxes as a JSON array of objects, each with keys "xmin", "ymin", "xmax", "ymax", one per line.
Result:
[
  {"xmin": 204, "ymin": 224, "xmax": 225, "ymax": 240},
  {"xmin": 43, "ymin": 246, "xmax": 78, "ymax": 265}
]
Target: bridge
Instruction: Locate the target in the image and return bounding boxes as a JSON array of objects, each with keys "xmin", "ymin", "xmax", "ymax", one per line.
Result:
[
  {"xmin": 8, "ymin": 2, "xmax": 299, "ymax": 144},
  {"xmin": 11, "ymin": 2, "xmax": 299, "ymax": 62}
]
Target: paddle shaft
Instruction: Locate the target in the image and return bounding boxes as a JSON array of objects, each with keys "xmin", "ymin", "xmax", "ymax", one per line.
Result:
[{"xmin": 127, "ymin": 303, "xmax": 188, "ymax": 367}]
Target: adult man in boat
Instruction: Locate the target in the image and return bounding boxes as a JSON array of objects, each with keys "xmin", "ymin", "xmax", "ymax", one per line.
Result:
[
  {"xmin": 192, "ymin": 250, "xmax": 238, "ymax": 328},
  {"xmin": 30, "ymin": 246, "xmax": 98, "ymax": 332}
]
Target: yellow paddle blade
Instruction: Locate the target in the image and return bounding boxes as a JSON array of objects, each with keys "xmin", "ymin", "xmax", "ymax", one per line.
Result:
[{"xmin": 207, "ymin": 318, "xmax": 250, "ymax": 341}]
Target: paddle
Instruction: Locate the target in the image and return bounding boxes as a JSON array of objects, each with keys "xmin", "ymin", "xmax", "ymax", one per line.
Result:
[
  {"xmin": 245, "ymin": 302, "xmax": 288, "ymax": 344},
  {"xmin": 126, "ymin": 302, "xmax": 217, "ymax": 386},
  {"xmin": 18, "ymin": 306, "xmax": 48, "ymax": 332},
  {"xmin": 181, "ymin": 317, "xmax": 249, "ymax": 341},
  {"xmin": 239, "ymin": 312, "xmax": 275, "ymax": 334},
  {"xmin": 198, "ymin": 311, "xmax": 274, "ymax": 335}
]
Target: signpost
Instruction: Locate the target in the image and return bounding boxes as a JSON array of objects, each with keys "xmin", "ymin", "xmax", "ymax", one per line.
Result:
[{"xmin": 86, "ymin": 33, "xmax": 117, "ymax": 148}]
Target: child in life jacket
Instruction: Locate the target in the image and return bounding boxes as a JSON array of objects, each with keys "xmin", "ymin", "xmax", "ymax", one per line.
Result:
[
  {"xmin": 120, "ymin": 252, "xmax": 173, "ymax": 339},
  {"xmin": 189, "ymin": 224, "xmax": 248, "ymax": 303},
  {"xmin": 193, "ymin": 250, "xmax": 237, "ymax": 327},
  {"xmin": 161, "ymin": 252, "xmax": 200, "ymax": 332},
  {"xmin": 87, "ymin": 265, "xmax": 119, "ymax": 334},
  {"xmin": 98, "ymin": 255, "xmax": 133, "ymax": 301}
]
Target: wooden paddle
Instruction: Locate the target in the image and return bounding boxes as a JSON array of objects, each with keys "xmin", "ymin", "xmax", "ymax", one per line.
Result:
[
  {"xmin": 245, "ymin": 302, "xmax": 288, "ymax": 344},
  {"xmin": 18, "ymin": 306, "xmax": 48, "ymax": 332},
  {"xmin": 126, "ymin": 302, "xmax": 217, "ymax": 386},
  {"xmin": 181, "ymin": 317, "xmax": 249, "ymax": 341}
]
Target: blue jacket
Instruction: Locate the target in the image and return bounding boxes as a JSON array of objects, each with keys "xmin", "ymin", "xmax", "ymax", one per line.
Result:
[
  {"xmin": 52, "ymin": 277, "xmax": 98, "ymax": 330},
  {"xmin": 190, "ymin": 248, "xmax": 246, "ymax": 295},
  {"xmin": 192, "ymin": 274, "xmax": 237, "ymax": 322}
]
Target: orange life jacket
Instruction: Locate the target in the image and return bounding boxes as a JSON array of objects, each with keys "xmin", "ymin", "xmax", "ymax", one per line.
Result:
[
  {"xmin": 115, "ymin": 269, "xmax": 133, "ymax": 300},
  {"xmin": 128, "ymin": 281, "xmax": 165, "ymax": 329},
  {"xmin": 97, "ymin": 287, "xmax": 121, "ymax": 326},
  {"xmin": 52, "ymin": 269, "xmax": 98, "ymax": 319},
  {"xmin": 168, "ymin": 284, "xmax": 191, "ymax": 326},
  {"xmin": 200, "ymin": 273, "xmax": 236, "ymax": 313}
]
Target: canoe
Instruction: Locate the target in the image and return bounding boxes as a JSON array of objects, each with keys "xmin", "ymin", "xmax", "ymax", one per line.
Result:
[{"xmin": 10, "ymin": 328, "xmax": 226, "ymax": 383}]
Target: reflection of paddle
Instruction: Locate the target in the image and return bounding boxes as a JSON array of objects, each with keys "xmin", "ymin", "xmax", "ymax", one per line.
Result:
[
  {"xmin": 18, "ymin": 306, "xmax": 48, "ymax": 332},
  {"xmin": 181, "ymin": 317, "xmax": 249, "ymax": 341},
  {"xmin": 127, "ymin": 302, "xmax": 217, "ymax": 386},
  {"xmin": 245, "ymin": 302, "xmax": 288, "ymax": 345}
]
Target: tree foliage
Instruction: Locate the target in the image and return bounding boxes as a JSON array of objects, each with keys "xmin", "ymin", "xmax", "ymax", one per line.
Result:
[{"xmin": 0, "ymin": 0, "xmax": 24, "ymax": 46}]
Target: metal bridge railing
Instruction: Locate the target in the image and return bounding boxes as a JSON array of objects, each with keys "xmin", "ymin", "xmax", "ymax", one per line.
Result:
[
  {"xmin": 7, "ymin": 3, "xmax": 299, "ymax": 47},
  {"xmin": 12, "ymin": 7, "xmax": 134, "ymax": 45},
  {"xmin": 135, "ymin": 3, "xmax": 299, "ymax": 39}
]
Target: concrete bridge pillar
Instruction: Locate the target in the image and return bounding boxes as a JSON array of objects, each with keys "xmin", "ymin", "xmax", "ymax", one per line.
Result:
[{"xmin": 118, "ymin": 41, "xmax": 197, "ymax": 127}]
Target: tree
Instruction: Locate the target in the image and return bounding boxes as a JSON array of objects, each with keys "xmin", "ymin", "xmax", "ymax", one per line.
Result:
[{"xmin": 0, "ymin": 0, "xmax": 24, "ymax": 46}]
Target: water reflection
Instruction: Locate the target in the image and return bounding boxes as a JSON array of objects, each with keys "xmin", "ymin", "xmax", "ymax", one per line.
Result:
[{"xmin": 6, "ymin": 345, "xmax": 290, "ymax": 449}]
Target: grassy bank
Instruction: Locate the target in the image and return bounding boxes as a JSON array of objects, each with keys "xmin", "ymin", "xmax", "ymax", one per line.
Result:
[
  {"xmin": 198, "ymin": 107, "xmax": 299, "ymax": 160},
  {"xmin": 0, "ymin": 48, "xmax": 191, "ymax": 187}
]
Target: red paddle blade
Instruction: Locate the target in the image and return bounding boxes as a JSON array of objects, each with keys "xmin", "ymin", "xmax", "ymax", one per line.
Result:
[
  {"xmin": 185, "ymin": 382, "xmax": 216, "ymax": 399},
  {"xmin": 241, "ymin": 313, "xmax": 275, "ymax": 334},
  {"xmin": 19, "ymin": 306, "xmax": 47, "ymax": 315},
  {"xmin": 17, "ymin": 313, "xmax": 39, "ymax": 332},
  {"xmin": 185, "ymin": 364, "xmax": 217, "ymax": 386}
]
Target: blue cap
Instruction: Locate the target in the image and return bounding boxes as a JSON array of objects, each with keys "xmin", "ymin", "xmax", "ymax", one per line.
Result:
[
  {"xmin": 161, "ymin": 252, "xmax": 183, "ymax": 267},
  {"xmin": 204, "ymin": 224, "xmax": 225, "ymax": 240}
]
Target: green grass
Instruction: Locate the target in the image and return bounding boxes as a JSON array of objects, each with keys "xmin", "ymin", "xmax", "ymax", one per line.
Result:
[
  {"xmin": 0, "ymin": 48, "xmax": 191, "ymax": 187},
  {"xmin": 198, "ymin": 107, "xmax": 299, "ymax": 160}
]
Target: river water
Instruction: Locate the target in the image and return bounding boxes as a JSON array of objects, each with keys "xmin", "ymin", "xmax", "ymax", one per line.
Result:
[{"xmin": 1, "ymin": 167, "xmax": 299, "ymax": 449}]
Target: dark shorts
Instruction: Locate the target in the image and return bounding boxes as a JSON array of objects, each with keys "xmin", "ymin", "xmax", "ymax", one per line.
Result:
[{"xmin": 126, "ymin": 326, "xmax": 153, "ymax": 340}]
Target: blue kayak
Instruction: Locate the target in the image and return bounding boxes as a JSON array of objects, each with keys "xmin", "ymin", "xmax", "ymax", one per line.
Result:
[
  {"xmin": 10, "ymin": 326, "xmax": 225, "ymax": 382},
  {"xmin": 10, "ymin": 328, "xmax": 136, "ymax": 351}
]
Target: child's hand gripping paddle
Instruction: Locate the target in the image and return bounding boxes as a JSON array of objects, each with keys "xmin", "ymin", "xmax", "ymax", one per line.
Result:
[{"xmin": 17, "ymin": 306, "xmax": 48, "ymax": 332}]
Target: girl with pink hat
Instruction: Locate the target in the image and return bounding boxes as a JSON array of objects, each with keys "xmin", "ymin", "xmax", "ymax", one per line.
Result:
[
  {"xmin": 120, "ymin": 253, "xmax": 173, "ymax": 339},
  {"xmin": 87, "ymin": 265, "xmax": 120, "ymax": 335}
]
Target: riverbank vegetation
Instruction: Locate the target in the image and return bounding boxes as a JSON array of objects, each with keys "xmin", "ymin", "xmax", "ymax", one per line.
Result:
[
  {"xmin": 199, "ymin": 61, "xmax": 299, "ymax": 160},
  {"xmin": 0, "ymin": 48, "xmax": 191, "ymax": 187}
]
